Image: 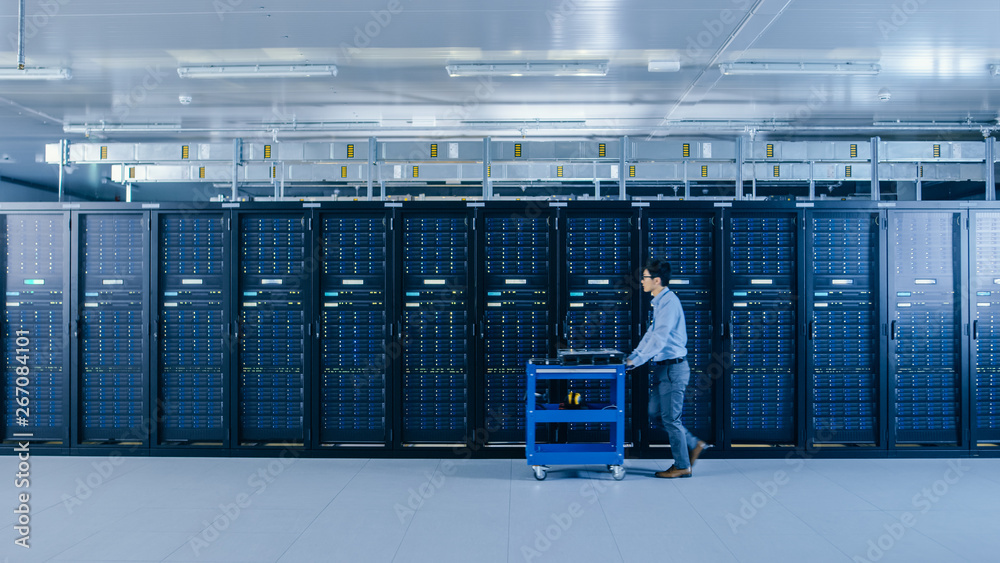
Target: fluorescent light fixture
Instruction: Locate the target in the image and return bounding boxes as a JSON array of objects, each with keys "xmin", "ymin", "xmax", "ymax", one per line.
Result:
[
  {"xmin": 719, "ymin": 62, "xmax": 880, "ymax": 76},
  {"xmin": 445, "ymin": 61, "xmax": 609, "ymax": 77},
  {"xmin": 176, "ymin": 64, "xmax": 337, "ymax": 79},
  {"xmin": 0, "ymin": 67, "xmax": 71, "ymax": 80},
  {"xmin": 648, "ymin": 60, "xmax": 680, "ymax": 73}
]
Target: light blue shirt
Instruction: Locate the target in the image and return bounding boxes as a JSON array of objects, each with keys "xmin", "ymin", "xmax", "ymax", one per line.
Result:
[{"xmin": 627, "ymin": 288, "xmax": 687, "ymax": 366}]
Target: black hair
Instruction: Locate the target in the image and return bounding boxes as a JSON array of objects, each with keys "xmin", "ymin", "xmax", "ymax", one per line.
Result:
[{"xmin": 644, "ymin": 258, "xmax": 671, "ymax": 285}]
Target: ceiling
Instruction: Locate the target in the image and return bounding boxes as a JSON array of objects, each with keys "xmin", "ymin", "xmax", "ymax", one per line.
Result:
[{"xmin": 0, "ymin": 0, "xmax": 998, "ymax": 199}]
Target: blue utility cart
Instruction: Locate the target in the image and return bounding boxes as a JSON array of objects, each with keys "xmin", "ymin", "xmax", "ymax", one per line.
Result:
[{"xmin": 525, "ymin": 359, "xmax": 627, "ymax": 480}]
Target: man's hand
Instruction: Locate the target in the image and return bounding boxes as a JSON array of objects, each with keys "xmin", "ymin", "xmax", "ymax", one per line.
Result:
[{"xmin": 625, "ymin": 359, "xmax": 636, "ymax": 370}]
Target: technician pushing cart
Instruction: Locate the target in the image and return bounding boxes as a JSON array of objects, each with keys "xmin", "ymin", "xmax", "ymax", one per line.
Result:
[{"xmin": 525, "ymin": 359, "xmax": 626, "ymax": 480}]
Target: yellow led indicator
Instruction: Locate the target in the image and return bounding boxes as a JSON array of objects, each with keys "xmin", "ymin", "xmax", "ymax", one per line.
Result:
[
  {"xmin": 347, "ymin": 144, "xmax": 355, "ymax": 158},
  {"xmin": 682, "ymin": 143, "xmax": 690, "ymax": 157},
  {"xmin": 100, "ymin": 146, "xmax": 108, "ymax": 159},
  {"xmin": 341, "ymin": 166, "xmax": 347, "ymax": 178},
  {"xmin": 430, "ymin": 144, "xmax": 438, "ymax": 157},
  {"xmin": 181, "ymin": 145, "xmax": 190, "ymax": 159},
  {"xmin": 556, "ymin": 166, "xmax": 564, "ymax": 178},
  {"xmin": 412, "ymin": 166, "xmax": 419, "ymax": 177},
  {"xmin": 701, "ymin": 165, "xmax": 708, "ymax": 178},
  {"xmin": 919, "ymin": 165, "xmax": 924, "ymax": 177},
  {"xmin": 933, "ymin": 144, "xmax": 941, "ymax": 158},
  {"xmin": 271, "ymin": 166, "xmax": 276, "ymax": 178},
  {"xmin": 850, "ymin": 144, "xmax": 858, "ymax": 158},
  {"xmin": 514, "ymin": 143, "xmax": 522, "ymax": 158},
  {"xmin": 773, "ymin": 165, "xmax": 780, "ymax": 177},
  {"xmin": 766, "ymin": 144, "xmax": 774, "ymax": 158},
  {"xmin": 845, "ymin": 165, "xmax": 852, "ymax": 178},
  {"xmin": 199, "ymin": 167, "xmax": 206, "ymax": 179},
  {"xmin": 487, "ymin": 165, "xmax": 491, "ymax": 177},
  {"xmin": 264, "ymin": 145, "xmax": 272, "ymax": 159},
  {"xmin": 128, "ymin": 167, "xmax": 135, "ymax": 179},
  {"xmin": 598, "ymin": 143, "xmax": 606, "ymax": 157},
  {"xmin": 629, "ymin": 165, "xmax": 636, "ymax": 178}
]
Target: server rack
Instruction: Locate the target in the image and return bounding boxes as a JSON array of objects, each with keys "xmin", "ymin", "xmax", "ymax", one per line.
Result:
[
  {"xmin": 151, "ymin": 210, "xmax": 230, "ymax": 447},
  {"xmin": 724, "ymin": 208, "xmax": 799, "ymax": 446},
  {"xmin": 316, "ymin": 205, "xmax": 390, "ymax": 447},
  {"xmin": 72, "ymin": 211, "xmax": 150, "ymax": 446},
  {"xmin": 971, "ymin": 210, "xmax": 1000, "ymax": 449},
  {"xmin": 234, "ymin": 210, "xmax": 311, "ymax": 446},
  {"xmin": 804, "ymin": 209, "xmax": 883, "ymax": 448},
  {"xmin": 641, "ymin": 203, "xmax": 719, "ymax": 449},
  {"xmin": 478, "ymin": 204, "xmax": 557, "ymax": 445},
  {"xmin": 397, "ymin": 204, "xmax": 474, "ymax": 445},
  {"xmin": 1, "ymin": 212, "xmax": 71, "ymax": 447},
  {"xmin": 558, "ymin": 203, "xmax": 638, "ymax": 443},
  {"xmin": 887, "ymin": 209, "xmax": 967, "ymax": 448}
]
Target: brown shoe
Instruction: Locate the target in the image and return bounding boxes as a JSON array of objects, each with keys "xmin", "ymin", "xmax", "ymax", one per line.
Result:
[
  {"xmin": 689, "ymin": 441, "xmax": 711, "ymax": 467},
  {"xmin": 655, "ymin": 465, "xmax": 692, "ymax": 479}
]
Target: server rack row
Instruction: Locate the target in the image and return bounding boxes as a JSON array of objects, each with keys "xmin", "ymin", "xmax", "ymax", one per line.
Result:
[{"xmin": 0, "ymin": 201, "xmax": 997, "ymax": 457}]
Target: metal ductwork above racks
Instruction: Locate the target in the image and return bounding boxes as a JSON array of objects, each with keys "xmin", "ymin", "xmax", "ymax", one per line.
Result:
[{"xmin": 45, "ymin": 136, "xmax": 1000, "ymax": 201}]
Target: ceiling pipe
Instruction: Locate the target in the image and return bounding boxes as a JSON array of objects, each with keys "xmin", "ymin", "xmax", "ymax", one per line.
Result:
[
  {"xmin": 61, "ymin": 121, "xmax": 1000, "ymax": 138},
  {"xmin": 17, "ymin": 0, "xmax": 25, "ymax": 70}
]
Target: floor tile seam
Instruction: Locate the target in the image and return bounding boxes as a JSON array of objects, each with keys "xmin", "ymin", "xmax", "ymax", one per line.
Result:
[
  {"xmin": 766, "ymin": 460, "xmax": 883, "ymax": 513},
  {"xmin": 390, "ymin": 458, "xmax": 444, "ymax": 563},
  {"xmin": 507, "ymin": 459, "xmax": 513, "ymax": 563},
  {"xmin": 670, "ymin": 482, "xmax": 742, "ymax": 563},
  {"xmin": 587, "ymin": 471, "xmax": 626, "ymax": 563},
  {"xmin": 38, "ymin": 526, "xmax": 106, "ymax": 562},
  {"xmin": 271, "ymin": 456, "xmax": 378, "ymax": 563},
  {"xmin": 728, "ymin": 462, "xmax": 854, "ymax": 557},
  {"xmin": 868, "ymin": 507, "xmax": 974, "ymax": 562},
  {"xmin": 156, "ymin": 457, "xmax": 374, "ymax": 563}
]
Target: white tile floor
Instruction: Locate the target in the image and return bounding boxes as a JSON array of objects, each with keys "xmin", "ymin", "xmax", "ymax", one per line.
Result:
[{"xmin": 1, "ymin": 455, "xmax": 998, "ymax": 562}]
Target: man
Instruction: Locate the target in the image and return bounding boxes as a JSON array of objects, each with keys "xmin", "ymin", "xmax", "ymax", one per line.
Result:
[{"xmin": 626, "ymin": 258, "xmax": 709, "ymax": 478}]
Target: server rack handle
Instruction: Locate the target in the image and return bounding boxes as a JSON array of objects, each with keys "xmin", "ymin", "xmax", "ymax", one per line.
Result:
[
  {"xmin": 808, "ymin": 321, "xmax": 815, "ymax": 340},
  {"xmin": 314, "ymin": 320, "xmax": 321, "ymax": 340},
  {"xmin": 152, "ymin": 319, "xmax": 158, "ymax": 340},
  {"xmin": 973, "ymin": 320, "xmax": 979, "ymax": 340},
  {"xmin": 890, "ymin": 320, "xmax": 897, "ymax": 340}
]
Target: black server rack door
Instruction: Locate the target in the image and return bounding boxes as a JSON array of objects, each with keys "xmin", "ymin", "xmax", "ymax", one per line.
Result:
[
  {"xmin": 237, "ymin": 214, "xmax": 308, "ymax": 445},
  {"xmin": 562, "ymin": 210, "xmax": 634, "ymax": 442},
  {"xmin": 970, "ymin": 211, "xmax": 1000, "ymax": 447},
  {"xmin": 643, "ymin": 212, "xmax": 716, "ymax": 445},
  {"xmin": 78, "ymin": 213, "xmax": 148, "ymax": 443},
  {"xmin": 319, "ymin": 212, "xmax": 389, "ymax": 445},
  {"xmin": 889, "ymin": 211, "xmax": 962, "ymax": 446},
  {"xmin": 400, "ymin": 212, "xmax": 471, "ymax": 444},
  {"xmin": 482, "ymin": 209, "xmax": 554, "ymax": 444},
  {"xmin": 806, "ymin": 212, "xmax": 880, "ymax": 446},
  {"xmin": 726, "ymin": 212, "xmax": 798, "ymax": 445},
  {"xmin": 156, "ymin": 213, "xmax": 227, "ymax": 445},
  {"xmin": 2, "ymin": 214, "xmax": 69, "ymax": 444}
]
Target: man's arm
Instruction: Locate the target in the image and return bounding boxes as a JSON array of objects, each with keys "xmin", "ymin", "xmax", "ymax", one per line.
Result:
[{"xmin": 627, "ymin": 295, "xmax": 677, "ymax": 366}]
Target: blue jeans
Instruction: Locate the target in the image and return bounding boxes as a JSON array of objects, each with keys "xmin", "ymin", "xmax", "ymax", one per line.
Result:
[{"xmin": 649, "ymin": 361, "xmax": 700, "ymax": 470}]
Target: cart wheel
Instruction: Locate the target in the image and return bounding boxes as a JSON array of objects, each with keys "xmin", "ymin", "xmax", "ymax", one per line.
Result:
[
  {"xmin": 532, "ymin": 466, "xmax": 547, "ymax": 481},
  {"xmin": 611, "ymin": 465, "xmax": 626, "ymax": 481}
]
